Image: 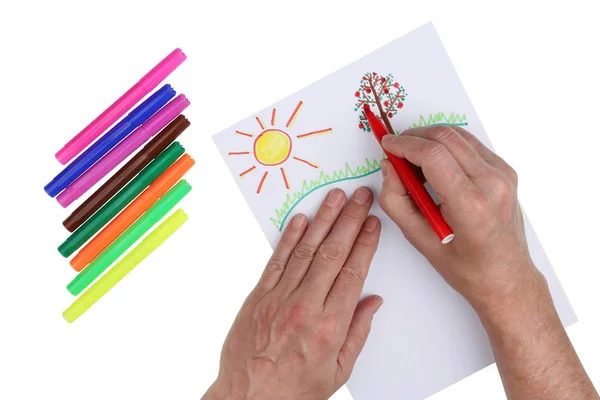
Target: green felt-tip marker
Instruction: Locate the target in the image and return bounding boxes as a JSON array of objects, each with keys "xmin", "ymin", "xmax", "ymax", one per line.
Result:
[
  {"xmin": 63, "ymin": 209, "xmax": 188, "ymax": 323},
  {"xmin": 57, "ymin": 142, "xmax": 185, "ymax": 258},
  {"xmin": 67, "ymin": 179, "xmax": 192, "ymax": 295}
]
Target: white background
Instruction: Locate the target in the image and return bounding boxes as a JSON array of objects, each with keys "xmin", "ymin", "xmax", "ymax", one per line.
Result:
[{"xmin": 0, "ymin": 1, "xmax": 598, "ymax": 399}]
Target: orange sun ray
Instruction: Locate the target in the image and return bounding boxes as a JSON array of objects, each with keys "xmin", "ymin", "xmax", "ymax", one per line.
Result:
[
  {"xmin": 271, "ymin": 109, "xmax": 277, "ymax": 126},
  {"xmin": 296, "ymin": 128, "xmax": 333, "ymax": 139},
  {"xmin": 286, "ymin": 101, "xmax": 304, "ymax": 128},
  {"xmin": 257, "ymin": 171, "xmax": 269, "ymax": 194},
  {"xmin": 239, "ymin": 166, "xmax": 257, "ymax": 177},
  {"xmin": 280, "ymin": 168, "xmax": 290, "ymax": 190},
  {"xmin": 293, "ymin": 156, "xmax": 319, "ymax": 169},
  {"xmin": 228, "ymin": 151, "xmax": 251, "ymax": 156},
  {"xmin": 256, "ymin": 116, "xmax": 265, "ymax": 130},
  {"xmin": 236, "ymin": 130, "xmax": 254, "ymax": 138}
]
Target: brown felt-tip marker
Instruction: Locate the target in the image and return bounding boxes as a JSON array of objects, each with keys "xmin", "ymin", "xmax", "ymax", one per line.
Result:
[{"xmin": 63, "ymin": 115, "xmax": 190, "ymax": 232}]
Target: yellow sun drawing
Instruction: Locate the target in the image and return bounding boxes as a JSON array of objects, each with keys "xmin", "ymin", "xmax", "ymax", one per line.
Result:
[{"xmin": 228, "ymin": 101, "xmax": 332, "ymax": 194}]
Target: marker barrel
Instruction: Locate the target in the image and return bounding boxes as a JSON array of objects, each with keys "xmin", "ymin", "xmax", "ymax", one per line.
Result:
[
  {"xmin": 57, "ymin": 142, "xmax": 184, "ymax": 258},
  {"xmin": 67, "ymin": 180, "xmax": 191, "ymax": 295},
  {"xmin": 62, "ymin": 116, "xmax": 190, "ymax": 232},
  {"xmin": 56, "ymin": 94, "xmax": 190, "ymax": 208},
  {"xmin": 55, "ymin": 49, "xmax": 187, "ymax": 164},
  {"xmin": 63, "ymin": 209, "xmax": 188, "ymax": 323},
  {"xmin": 70, "ymin": 154, "xmax": 195, "ymax": 271},
  {"xmin": 45, "ymin": 85, "xmax": 176, "ymax": 198}
]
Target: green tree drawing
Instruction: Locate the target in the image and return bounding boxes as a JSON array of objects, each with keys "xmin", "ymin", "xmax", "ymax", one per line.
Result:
[{"xmin": 354, "ymin": 72, "xmax": 407, "ymax": 133}]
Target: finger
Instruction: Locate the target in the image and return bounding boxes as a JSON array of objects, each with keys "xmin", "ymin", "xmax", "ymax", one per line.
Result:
[
  {"xmin": 325, "ymin": 216, "xmax": 381, "ymax": 323},
  {"xmin": 453, "ymin": 127, "xmax": 518, "ymax": 182},
  {"xmin": 299, "ymin": 187, "xmax": 373, "ymax": 303},
  {"xmin": 254, "ymin": 214, "xmax": 308, "ymax": 295},
  {"xmin": 403, "ymin": 126, "xmax": 495, "ymax": 180},
  {"xmin": 335, "ymin": 295, "xmax": 383, "ymax": 384},
  {"xmin": 378, "ymin": 160, "xmax": 441, "ymax": 253},
  {"xmin": 274, "ymin": 189, "xmax": 346, "ymax": 297},
  {"xmin": 381, "ymin": 134, "xmax": 473, "ymax": 204}
]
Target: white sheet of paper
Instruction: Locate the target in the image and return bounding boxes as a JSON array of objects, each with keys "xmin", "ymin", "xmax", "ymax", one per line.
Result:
[{"xmin": 213, "ymin": 22, "xmax": 576, "ymax": 400}]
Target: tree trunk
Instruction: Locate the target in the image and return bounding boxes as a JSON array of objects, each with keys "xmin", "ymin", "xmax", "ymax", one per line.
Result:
[{"xmin": 368, "ymin": 77, "xmax": 395, "ymax": 135}]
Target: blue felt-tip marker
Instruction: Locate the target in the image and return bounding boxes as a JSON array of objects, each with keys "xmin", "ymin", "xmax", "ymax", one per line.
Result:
[{"xmin": 44, "ymin": 84, "xmax": 176, "ymax": 198}]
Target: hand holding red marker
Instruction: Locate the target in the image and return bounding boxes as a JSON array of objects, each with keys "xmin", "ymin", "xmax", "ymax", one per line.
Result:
[{"xmin": 363, "ymin": 104, "xmax": 455, "ymax": 243}]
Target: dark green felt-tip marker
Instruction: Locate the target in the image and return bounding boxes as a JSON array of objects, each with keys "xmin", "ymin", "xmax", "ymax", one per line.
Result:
[{"xmin": 57, "ymin": 142, "xmax": 185, "ymax": 258}]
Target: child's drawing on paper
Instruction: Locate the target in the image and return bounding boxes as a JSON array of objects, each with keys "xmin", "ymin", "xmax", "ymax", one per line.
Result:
[
  {"xmin": 354, "ymin": 72, "xmax": 407, "ymax": 133},
  {"xmin": 213, "ymin": 24, "xmax": 577, "ymax": 400},
  {"xmin": 227, "ymin": 101, "xmax": 332, "ymax": 194}
]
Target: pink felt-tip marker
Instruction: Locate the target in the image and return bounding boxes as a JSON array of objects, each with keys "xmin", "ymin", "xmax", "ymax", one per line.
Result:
[
  {"xmin": 55, "ymin": 48, "xmax": 187, "ymax": 165},
  {"xmin": 56, "ymin": 94, "xmax": 190, "ymax": 208}
]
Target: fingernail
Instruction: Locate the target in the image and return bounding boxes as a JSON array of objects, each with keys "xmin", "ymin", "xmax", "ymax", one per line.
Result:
[
  {"xmin": 381, "ymin": 134, "xmax": 395, "ymax": 144},
  {"xmin": 325, "ymin": 189, "xmax": 344, "ymax": 207},
  {"xmin": 363, "ymin": 217, "xmax": 379, "ymax": 232},
  {"xmin": 292, "ymin": 214, "xmax": 307, "ymax": 230},
  {"xmin": 353, "ymin": 187, "xmax": 372, "ymax": 205},
  {"xmin": 375, "ymin": 298, "xmax": 384, "ymax": 313}
]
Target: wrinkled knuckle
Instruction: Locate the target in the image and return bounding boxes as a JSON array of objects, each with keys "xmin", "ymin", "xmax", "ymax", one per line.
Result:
[
  {"xmin": 265, "ymin": 258, "xmax": 286, "ymax": 273},
  {"xmin": 314, "ymin": 211, "xmax": 336, "ymax": 225},
  {"xmin": 293, "ymin": 242, "xmax": 316, "ymax": 260},
  {"xmin": 318, "ymin": 241, "xmax": 346, "ymax": 262},
  {"xmin": 430, "ymin": 126, "xmax": 456, "ymax": 143},
  {"xmin": 339, "ymin": 262, "xmax": 366, "ymax": 283},
  {"xmin": 422, "ymin": 140, "xmax": 447, "ymax": 160},
  {"xmin": 341, "ymin": 210, "xmax": 362, "ymax": 223}
]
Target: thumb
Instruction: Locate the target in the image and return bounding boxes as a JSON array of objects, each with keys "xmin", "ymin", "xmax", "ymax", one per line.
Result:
[
  {"xmin": 336, "ymin": 295, "xmax": 383, "ymax": 385},
  {"xmin": 378, "ymin": 159, "xmax": 439, "ymax": 252}
]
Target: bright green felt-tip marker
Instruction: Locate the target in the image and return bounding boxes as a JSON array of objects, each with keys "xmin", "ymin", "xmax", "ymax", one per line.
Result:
[
  {"xmin": 58, "ymin": 142, "xmax": 185, "ymax": 258},
  {"xmin": 67, "ymin": 180, "xmax": 192, "ymax": 296},
  {"xmin": 63, "ymin": 209, "xmax": 188, "ymax": 323}
]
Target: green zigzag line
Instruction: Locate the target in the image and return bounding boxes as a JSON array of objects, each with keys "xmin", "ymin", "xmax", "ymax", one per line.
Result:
[
  {"xmin": 270, "ymin": 158, "xmax": 382, "ymax": 231},
  {"xmin": 409, "ymin": 112, "xmax": 468, "ymax": 128}
]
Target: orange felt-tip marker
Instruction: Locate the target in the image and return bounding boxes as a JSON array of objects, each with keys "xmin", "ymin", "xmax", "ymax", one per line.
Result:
[
  {"xmin": 363, "ymin": 104, "xmax": 454, "ymax": 243},
  {"xmin": 70, "ymin": 154, "xmax": 195, "ymax": 271}
]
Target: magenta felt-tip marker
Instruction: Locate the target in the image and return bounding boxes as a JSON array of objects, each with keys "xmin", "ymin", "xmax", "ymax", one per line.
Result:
[
  {"xmin": 55, "ymin": 48, "xmax": 187, "ymax": 165},
  {"xmin": 56, "ymin": 95, "xmax": 191, "ymax": 208}
]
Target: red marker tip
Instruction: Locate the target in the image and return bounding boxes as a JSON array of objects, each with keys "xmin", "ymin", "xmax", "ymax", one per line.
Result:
[{"xmin": 363, "ymin": 104, "xmax": 372, "ymax": 113}]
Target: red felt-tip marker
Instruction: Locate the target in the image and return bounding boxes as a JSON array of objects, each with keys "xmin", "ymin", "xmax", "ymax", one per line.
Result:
[{"xmin": 363, "ymin": 104, "xmax": 454, "ymax": 244}]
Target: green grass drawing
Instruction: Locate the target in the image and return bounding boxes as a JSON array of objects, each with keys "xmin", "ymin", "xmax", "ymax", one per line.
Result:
[
  {"xmin": 270, "ymin": 158, "xmax": 382, "ymax": 230},
  {"xmin": 395, "ymin": 112, "xmax": 469, "ymax": 134}
]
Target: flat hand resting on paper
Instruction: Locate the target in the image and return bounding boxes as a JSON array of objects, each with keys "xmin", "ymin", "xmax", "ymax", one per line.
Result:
[
  {"xmin": 203, "ymin": 188, "xmax": 382, "ymax": 400},
  {"xmin": 380, "ymin": 126, "xmax": 598, "ymax": 399},
  {"xmin": 202, "ymin": 126, "xmax": 597, "ymax": 400}
]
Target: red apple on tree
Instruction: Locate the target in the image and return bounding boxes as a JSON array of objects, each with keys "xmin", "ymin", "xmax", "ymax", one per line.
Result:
[{"xmin": 354, "ymin": 71, "xmax": 408, "ymax": 133}]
